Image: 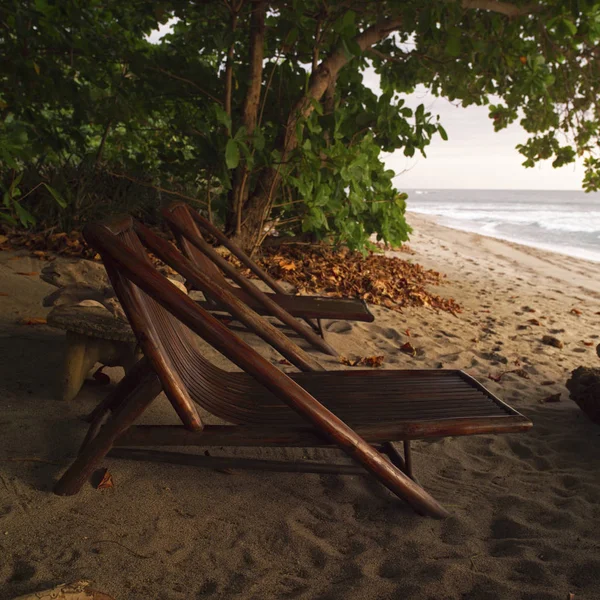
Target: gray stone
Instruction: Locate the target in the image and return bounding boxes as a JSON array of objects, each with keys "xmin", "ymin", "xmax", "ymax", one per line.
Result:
[{"xmin": 566, "ymin": 367, "xmax": 600, "ymax": 425}]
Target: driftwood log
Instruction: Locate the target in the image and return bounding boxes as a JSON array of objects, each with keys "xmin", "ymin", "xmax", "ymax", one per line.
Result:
[
  {"xmin": 11, "ymin": 580, "xmax": 114, "ymax": 600},
  {"xmin": 566, "ymin": 366, "xmax": 600, "ymax": 425}
]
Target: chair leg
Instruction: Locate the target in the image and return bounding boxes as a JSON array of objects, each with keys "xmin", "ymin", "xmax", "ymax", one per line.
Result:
[
  {"xmin": 84, "ymin": 357, "xmax": 152, "ymax": 423},
  {"xmin": 54, "ymin": 368, "xmax": 163, "ymax": 496},
  {"xmin": 403, "ymin": 441, "xmax": 414, "ymax": 480},
  {"xmin": 382, "ymin": 441, "xmax": 421, "ymax": 485},
  {"xmin": 316, "ymin": 319, "xmax": 325, "ymax": 339}
]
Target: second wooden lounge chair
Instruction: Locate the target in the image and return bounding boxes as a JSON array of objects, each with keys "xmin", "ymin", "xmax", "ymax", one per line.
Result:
[
  {"xmin": 162, "ymin": 202, "xmax": 374, "ymax": 354},
  {"xmin": 53, "ymin": 216, "xmax": 532, "ymax": 520}
]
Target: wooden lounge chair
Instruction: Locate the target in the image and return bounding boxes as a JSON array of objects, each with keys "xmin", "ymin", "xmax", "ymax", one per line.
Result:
[
  {"xmin": 162, "ymin": 202, "xmax": 374, "ymax": 354},
  {"xmin": 53, "ymin": 216, "xmax": 533, "ymax": 519}
]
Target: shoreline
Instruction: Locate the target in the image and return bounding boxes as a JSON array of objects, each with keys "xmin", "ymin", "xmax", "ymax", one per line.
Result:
[
  {"xmin": 405, "ymin": 211, "xmax": 600, "ymax": 303},
  {"xmin": 408, "ymin": 209, "xmax": 600, "ymax": 264}
]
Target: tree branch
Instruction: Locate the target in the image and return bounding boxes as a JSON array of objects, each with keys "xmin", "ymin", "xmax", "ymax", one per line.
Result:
[
  {"xmin": 148, "ymin": 66, "xmax": 222, "ymax": 105},
  {"xmin": 459, "ymin": 0, "xmax": 542, "ymax": 17},
  {"xmin": 106, "ymin": 171, "xmax": 207, "ymax": 206},
  {"xmin": 231, "ymin": 0, "xmax": 266, "ymax": 235},
  {"xmin": 224, "ymin": 1, "xmax": 243, "ymax": 116}
]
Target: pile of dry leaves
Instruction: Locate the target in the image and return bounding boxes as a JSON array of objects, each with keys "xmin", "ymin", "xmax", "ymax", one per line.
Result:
[
  {"xmin": 236, "ymin": 243, "xmax": 461, "ymax": 315},
  {"xmin": 1, "ymin": 228, "xmax": 460, "ymax": 315},
  {"xmin": 0, "ymin": 229, "xmax": 95, "ymax": 261}
]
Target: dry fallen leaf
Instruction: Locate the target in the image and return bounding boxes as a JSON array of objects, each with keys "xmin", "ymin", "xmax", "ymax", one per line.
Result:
[
  {"xmin": 405, "ymin": 329, "xmax": 411, "ymax": 337},
  {"xmin": 278, "ymin": 260, "xmax": 297, "ymax": 271},
  {"xmin": 233, "ymin": 243, "xmax": 461, "ymax": 316},
  {"xmin": 340, "ymin": 355, "xmax": 384, "ymax": 368},
  {"xmin": 489, "ymin": 368, "xmax": 529, "ymax": 383},
  {"xmin": 96, "ymin": 468, "xmax": 114, "ymax": 490},
  {"xmin": 512, "ymin": 368, "xmax": 530, "ymax": 379},
  {"xmin": 582, "ymin": 341, "xmax": 594, "ymax": 347},
  {"xmin": 278, "ymin": 359, "xmax": 292, "ymax": 366},
  {"xmin": 527, "ymin": 318, "xmax": 541, "ymax": 326},
  {"xmin": 15, "ymin": 271, "xmax": 39, "ymax": 276},
  {"xmin": 570, "ymin": 308, "xmax": 582, "ymax": 316},
  {"xmin": 539, "ymin": 393, "xmax": 561, "ymax": 404},
  {"xmin": 400, "ymin": 342, "xmax": 417, "ymax": 357},
  {"xmin": 19, "ymin": 317, "xmax": 47, "ymax": 326},
  {"xmin": 0, "ymin": 292, "xmax": 9, "ymax": 297}
]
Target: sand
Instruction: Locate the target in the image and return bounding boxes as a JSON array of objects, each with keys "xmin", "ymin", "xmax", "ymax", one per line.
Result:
[{"xmin": 1, "ymin": 213, "xmax": 599, "ymax": 600}]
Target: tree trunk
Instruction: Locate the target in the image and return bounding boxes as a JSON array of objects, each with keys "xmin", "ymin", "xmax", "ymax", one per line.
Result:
[
  {"xmin": 227, "ymin": 1, "xmax": 266, "ymax": 238},
  {"xmin": 233, "ymin": 16, "xmax": 403, "ymax": 253}
]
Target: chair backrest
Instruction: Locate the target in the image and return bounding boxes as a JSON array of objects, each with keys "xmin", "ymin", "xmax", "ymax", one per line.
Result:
[
  {"xmin": 163, "ymin": 203, "xmax": 232, "ymax": 298},
  {"xmin": 165, "ymin": 201, "xmax": 288, "ymax": 296},
  {"xmin": 88, "ymin": 216, "xmax": 255, "ymax": 429}
]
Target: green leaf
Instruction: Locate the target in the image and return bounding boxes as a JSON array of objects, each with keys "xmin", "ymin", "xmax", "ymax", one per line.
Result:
[
  {"xmin": 13, "ymin": 201, "xmax": 35, "ymax": 227},
  {"xmin": 9, "ymin": 173, "xmax": 23, "ymax": 195},
  {"xmin": 445, "ymin": 34, "xmax": 461, "ymax": 57},
  {"xmin": 225, "ymin": 138, "xmax": 240, "ymax": 169},
  {"xmin": 253, "ymin": 128, "xmax": 265, "ymax": 151},
  {"xmin": 560, "ymin": 18, "xmax": 577, "ymax": 36},
  {"xmin": 215, "ymin": 106, "xmax": 232, "ymax": 133},
  {"xmin": 0, "ymin": 211, "xmax": 17, "ymax": 226},
  {"xmin": 438, "ymin": 125, "xmax": 448, "ymax": 141},
  {"xmin": 43, "ymin": 183, "xmax": 67, "ymax": 208},
  {"xmin": 342, "ymin": 11, "xmax": 356, "ymax": 30},
  {"xmin": 341, "ymin": 38, "xmax": 362, "ymax": 59},
  {"xmin": 310, "ymin": 98, "xmax": 323, "ymax": 116}
]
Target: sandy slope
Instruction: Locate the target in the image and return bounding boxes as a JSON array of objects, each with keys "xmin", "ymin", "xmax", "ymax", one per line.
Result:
[{"xmin": 0, "ymin": 214, "xmax": 599, "ymax": 600}]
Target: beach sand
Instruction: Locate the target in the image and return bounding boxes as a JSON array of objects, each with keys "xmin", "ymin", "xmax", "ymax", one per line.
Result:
[{"xmin": 1, "ymin": 213, "xmax": 599, "ymax": 600}]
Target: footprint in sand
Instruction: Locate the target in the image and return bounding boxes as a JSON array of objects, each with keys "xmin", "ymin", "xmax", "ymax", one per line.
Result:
[
  {"xmin": 7, "ymin": 559, "xmax": 36, "ymax": 583},
  {"xmin": 325, "ymin": 321, "xmax": 353, "ymax": 334}
]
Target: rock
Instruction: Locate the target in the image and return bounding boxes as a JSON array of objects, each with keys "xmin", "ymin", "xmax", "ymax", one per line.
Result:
[
  {"xmin": 43, "ymin": 286, "xmax": 115, "ymax": 308},
  {"xmin": 542, "ymin": 335, "xmax": 564, "ymax": 349},
  {"xmin": 566, "ymin": 367, "xmax": 600, "ymax": 425},
  {"xmin": 167, "ymin": 277, "xmax": 188, "ymax": 294},
  {"xmin": 41, "ymin": 259, "xmax": 186, "ymax": 321},
  {"xmin": 596, "ymin": 343, "xmax": 600, "ymax": 359},
  {"xmin": 41, "ymin": 258, "xmax": 111, "ymax": 290}
]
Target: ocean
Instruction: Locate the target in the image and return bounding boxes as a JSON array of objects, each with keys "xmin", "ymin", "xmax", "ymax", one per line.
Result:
[{"xmin": 406, "ymin": 189, "xmax": 600, "ymax": 263}]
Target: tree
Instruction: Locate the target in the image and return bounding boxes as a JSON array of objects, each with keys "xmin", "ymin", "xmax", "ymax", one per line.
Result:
[{"xmin": 2, "ymin": 1, "xmax": 600, "ymax": 251}]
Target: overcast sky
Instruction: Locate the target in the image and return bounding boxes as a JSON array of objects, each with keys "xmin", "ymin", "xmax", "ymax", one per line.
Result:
[{"xmin": 359, "ymin": 70, "xmax": 586, "ymax": 191}]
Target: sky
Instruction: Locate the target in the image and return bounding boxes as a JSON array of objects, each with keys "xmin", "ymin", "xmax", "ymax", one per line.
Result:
[
  {"xmin": 359, "ymin": 70, "xmax": 586, "ymax": 192},
  {"xmin": 148, "ymin": 22, "xmax": 587, "ymax": 192}
]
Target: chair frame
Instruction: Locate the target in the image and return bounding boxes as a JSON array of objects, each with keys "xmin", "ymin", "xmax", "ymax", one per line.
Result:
[{"xmin": 53, "ymin": 216, "xmax": 532, "ymax": 520}]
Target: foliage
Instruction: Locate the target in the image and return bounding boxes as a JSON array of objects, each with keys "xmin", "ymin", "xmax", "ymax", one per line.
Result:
[{"xmin": 1, "ymin": 1, "xmax": 600, "ymax": 250}]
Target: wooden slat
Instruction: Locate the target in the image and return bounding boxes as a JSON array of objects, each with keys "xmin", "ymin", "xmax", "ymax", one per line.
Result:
[
  {"xmin": 109, "ymin": 448, "xmax": 367, "ymax": 475},
  {"xmin": 115, "ymin": 414, "xmax": 532, "ymax": 448}
]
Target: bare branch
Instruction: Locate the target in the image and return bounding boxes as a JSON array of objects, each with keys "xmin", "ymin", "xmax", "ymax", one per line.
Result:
[
  {"xmin": 106, "ymin": 171, "xmax": 207, "ymax": 206},
  {"xmin": 148, "ymin": 66, "xmax": 222, "ymax": 105},
  {"xmin": 459, "ymin": 0, "xmax": 542, "ymax": 17}
]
